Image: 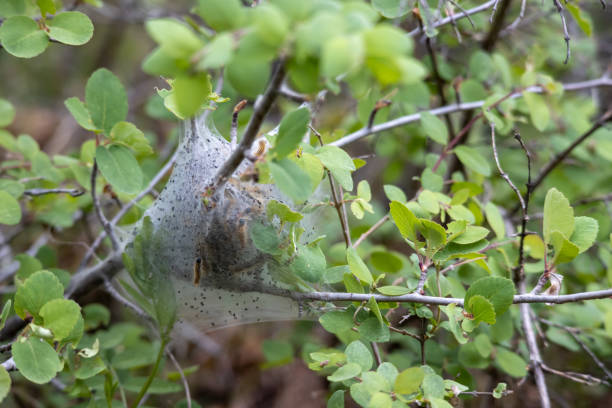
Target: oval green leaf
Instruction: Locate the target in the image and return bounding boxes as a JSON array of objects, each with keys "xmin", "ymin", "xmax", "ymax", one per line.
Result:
[
  {"xmin": 95, "ymin": 145, "xmax": 143, "ymax": 194},
  {"xmin": 12, "ymin": 337, "xmax": 62, "ymax": 384},
  {"xmin": 47, "ymin": 11, "xmax": 94, "ymax": 45},
  {"xmin": 0, "ymin": 190, "xmax": 21, "ymax": 225},
  {"xmin": 0, "ymin": 16, "xmax": 48, "ymax": 58}
]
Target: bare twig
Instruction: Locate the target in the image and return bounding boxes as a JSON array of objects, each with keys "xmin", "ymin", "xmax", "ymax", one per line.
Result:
[
  {"xmin": 167, "ymin": 350, "xmax": 192, "ymax": 408},
  {"xmin": 91, "ymin": 161, "xmax": 119, "ymax": 251},
  {"xmin": 23, "ymin": 188, "xmax": 84, "ymax": 197},
  {"xmin": 513, "ymin": 130, "xmax": 532, "ymax": 283},
  {"xmin": 230, "ymin": 99, "xmax": 248, "ymax": 150},
  {"xmin": 367, "ymin": 99, "xmax": 392, "ymax": 130},
  {"xmin": 439, "ymin": 257, "xmax": 485, "ymax": 275},
  {"xmin": 291, "ymin": 287, "xmax": 612, "ymax": 305},
  {"xmin": 353, "ymin": 214, "xmax": 389, "ymax": 248},
  {"xmin": 330, "ymin": 77, "xmax": 612, "ymax": 147},
  {"xmin": 207, "ymin": 59, "xmax": 286, "ymax": 195},
  {"xmin": 370, "ymin": 342, "xmax": 382, "ymax": 366},
  {"xmin": 389, "ymin": 325, "xmax": 421, "ymax": 340},
  {"xmin": 311, "ymin": 125, "xmax": 352, "ymax": 247},
  {"xmin": 414, "ymin": 261, "xmax": 430, "ymax": 294},
  {"xmin": 519, "ymin": 284, "xmax": 551, "ymax": 408},
  {"xmin": 506, "ymin": 0, "xmax": 527, "ymax": 31},
  {"xmin": 538, "ymin": 318, "xmax": 612, "ymax": 382},
  {"xmin": 530, "ymin": 109, "xmax": 612, "ymax": 192},
  {"xmin": 551, "ymin": 0, "xmax": 571, "ymax": 64},
  {"xmin": 575, "ymin": 193, "xmax": 612, "ymax": 206},
  {"xmin": 78, "ymin": 149, "xmax": 178, "ymax": 270},
  {"xmin": 541, "ymin": 363, "xmax": 611, "ymax": 386},
  {"xmin": 407, "ymin": 0, "xmax": 497, "ymax": 36}
]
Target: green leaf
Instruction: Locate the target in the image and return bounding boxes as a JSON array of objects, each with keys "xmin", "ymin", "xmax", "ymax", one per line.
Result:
[
  {"xmin": 12, "ymin": 337, "xmax": 62, "ymax": 384},
  {"xmin": 197, "ymin": 33, "xmax": 233, "ymax": 69},
  {"xmin": 0, "ymin": 365, "xmax": 10, "ymax": 403},
  {"xmin": 321, "ymin": 35, "xmax": 364, "ymax": 78},
  {"xmin": 64, "ymin": 97, "xmax": 98, "ymax": 131},
  {"xmin": 376, "ymin": 286, "xmax": 410, "ymax": 296},
  {"xmin": 262, "ymin": 339, "xmax": 293, "ymax": 367},
  {"xmin": 0, "ymin": 16, "xmax": 48, "ymax": 58},
  {"xmin": 485, "ymin": 202, "xmax": 505, "ymax": 240},
  {"xmin": 370, "ymin": 251, "xmax": 402, "ymax": 273},
  {"xmin": 345, "ymin": 340, "xmax": 373, "ymax": 372},
  {"xmin": 454, "ymin": 146, "xmax": 491, "ymax": 176},
  {"xmin": 85, "ymin": 68, "xmax": 128, "ymax": 135},
  {"xmin": 273, "ymin": 107, "xmax": 310, "ymax": 157},
  {"xmin": 327, "ymin": 390, "xmax": 344, "ymax": 408},
  {"xmin": 249, "ymin": 222, "xmax": 281, "ymax": 255},
  {"xmin": 422, "ymin": 373, "xmax": 445, "ymax": 399},
  {"xmin": 418, "ymin": 190, "xmax": 439, "ymax": 214},
  {"xmin": 453, "ymin": 226, "xmax": 489, "ymax": 245},
  {"xmin": 523, "ymin": 92, "xmax": 549, "ymax": 132},
  {"xmin": 358, "ymin": 317, "xmax": 389, "ymax": 342},
  {"xmin": 83, "ymin": 303, "xmax": 110, "ymax": 330},
  {"xmin": 95, "ymin": 145, "xmax": 143, "ymax": 194},
  {"xmin": 0, "ymin": 98, "xmax": 16, "ymax": 127},
  {"xmin": 570, "ymin": 216, "xmax": 598, "ymax": 253},
  {"xmin": 439, "ymin": 303, "xmax": 467, "ymax": 344},
  {"xmin": 421, "ymin": 167, "xmax": 443, "ymax": 192},
  {"xmin": 0, "ymin": 190, "xmax": 21, "ymax": 225},
  {"xmin": 14, "ymin": 270, "xmax": 64, "ymax": 320},
  {"xmin": 419, "ymin": 219, "xmax": 447, "ymax": 251},
  {"xmin": 46, "ymin": 11, "xmax": 94, "ymax": 45},
  {"xmin": 36, "ymin": 0, "xmax": 55, "ymax": 16},
  {"xmin": 468, "ymin": 295, "xmax": 496, "ymax": 325},
  {"xmin": 394, "ymin": 366, "xmax": 424, "ymax": 394},
  {"xmin": 109, "ymin": 121, "xmax": 153, "ymax": 156},
  {"xmin": 226, "ymin": 55, "xmax": 270, "ymax": 98},
  {"xmin": 73, "ymin": 355, "xmax": 105, "ymax": 380},
  {"xmin": 390, "ymin": 201, "xmax": 418, "ymax": 242},
  {"xmin": 543, "ymin": 188, "xmax": 574, "ymax": 244},
  {"xmin": 145, "ymin": 18, "xmax": 204, "ymax": 59},
  {"xmin": 316, "ymin": 146, "xmax": 355, "ymax": 191},
  {"xmin": 327, "ymin": 362, "xmax": 361, "ymax": 382},
  {"xmin": 319, "ymin": 310, "xmax": 353, "ymax": 334},
  {"xmin": 421, "ymin": 112, "xmax": 448, "ymax": 145},
  {"xmin": 0, "ymin": 300, "xmax": 11, "ymax": 331},
  {"xmin": 0, "ymin": 0, "xmax": 25, "ymax": 18},
  {"xmin": 524, "ymin": 234, "xmax": 546, "ymax": 259},
  {"xmin": 268, "ymin": 159, "xmax": 312, "ymax": 203},
  {"xmin": 291, "ymin": 245, "xmax": 326, "ymax": 283},
  {"xmin": 173, "ymin": 74, "xmax": 212, "ymax": 118},
  {"xmin": 566, "ymin": 3, "xmax": 592, "ymax": 37},
  {"xmin": 347, "ymin": 247, "xmax": 373, "ymax": 285},
  {"xmin": 464, "ymin": 276, "xmax": 515, "ymax": 316},
  {"xmin": 267, "ymin": 200, "xmax": 303, "ymax": 223},
  {"xmin": 39, "ymin": 299, "xmax": 81, "ymax": 341},
  {"xmin": 372, "ymin": 0, "xmax": 411, "ymax": 18},
  {"xmin": 495, "ymin": 348, "xmax": 527, "ymax": 377},
  {"xmin": 384, "ymin": 185, "xmax": 406, "ymax": 203},
  {"xmin": 195, "ymin": 0, "xmax": 245, "ymax": 32},
  {"xmin": 550, "ymin": 231, "xmax": 579, "ymax": 264}
]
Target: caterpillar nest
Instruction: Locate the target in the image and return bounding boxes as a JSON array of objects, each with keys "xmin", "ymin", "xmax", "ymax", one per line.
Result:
[{"xmin": 134, "ymin": 115, "xmax": 320, "ymax": 332}]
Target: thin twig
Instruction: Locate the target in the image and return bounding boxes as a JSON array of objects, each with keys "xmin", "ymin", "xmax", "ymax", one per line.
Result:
[
  {"xmin": 367, "ymin": 99, "xmax": 392, "ymax": 130},
  {"xmin": 538, "ymin": 318, "xmax": 612, "ymax": 381},
  {"xmin": 23, "ymin": 188, "xmax": 84, "ymax": 197},
  {"xmin": 551, "ymin": 0, "xmax": 571, "ymax": 64},
  {"xmin": 91, "ymin": 161, "xmax": 119, "ymax": 251},
  {"xmin": 207, "ymin": 59, "xmax": 286, "ymax": 195},
  {"xmin": 530, "ymin": 109, "xmax": 612, "ymax": 192},
  {"xmin": 78, "ymin": 150, "xmax": 178, "ymax": 270},
  {"xmin": 519, "ymin": 283, "xmax": 551, "ymax": 408},
  {"xmin": 506, "ymin": 0, "xmax": 527, "ymax": 31},
  {"xmin": 330, "ymin": 78, "xmax": 612, "ymax": 148},
  {"xmin": 370, "ymin": 342, "xmax": 382, "ymax": 366},
  {"xmin": 407, "ymin": 0, "xmax": 497, "ymax": 36},
  {"xmin": 311, "ymin": 125, "xmax": 352, "ymax": 247},
  {"xmin": 167, "ymin": 350, "xmax": 192, "ymax": 408},
  {"xmin": 439, "ymin": 257, "xmax": 485, "ymax": 275},
  {"xmin": 541, "ymin": 363, "xmax": 611, "ymax": 386},
  {"xmin": 353, "ymin": 214, "xmax": 389, "ymax": 248},
  {"xmin": 230, "ymin": 99, "xmax": 248, "ymax": 150},
  {"xmin": 389, "ymin": 325, "xmax": 421, "ymax": 340},
  {"xmin": 514, "ymin": 129, "xmax": 532, "ymax": 284},
  {"xmin": 575, "ymin": 193, "xmax": 612, "ymax": 206}
]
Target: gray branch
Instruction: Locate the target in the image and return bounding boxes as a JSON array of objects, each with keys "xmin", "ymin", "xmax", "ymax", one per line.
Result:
[{"xmin": 330, "ymin": 77, "xmax": 612, "ymax": 147}]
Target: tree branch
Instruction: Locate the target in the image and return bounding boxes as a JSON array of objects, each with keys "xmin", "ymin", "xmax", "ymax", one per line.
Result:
[
  {"xmin": 407, "ymin": 0, "xmax": 498, "ymax": 37},
  {"xmin": 207, "ymin": 59, "xmax": 286, "ymax": 195},
  {"xmin": 529, "ymin": 108, "xmax": 612, "ymax": 193},
  {"xmin": 91, "ymin": 161, "xmax": 120, "ymax": 251},
  {"xmin": 23, "ymin": 188, "xmax": 84, "ymax": 197},
  {"xmin": 519, "ymin": 282, "xmax": 551, "ymax": 408},
  {"xmin": 330, "ymin": 77, "xmax": 612, "ymax": 147}
]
